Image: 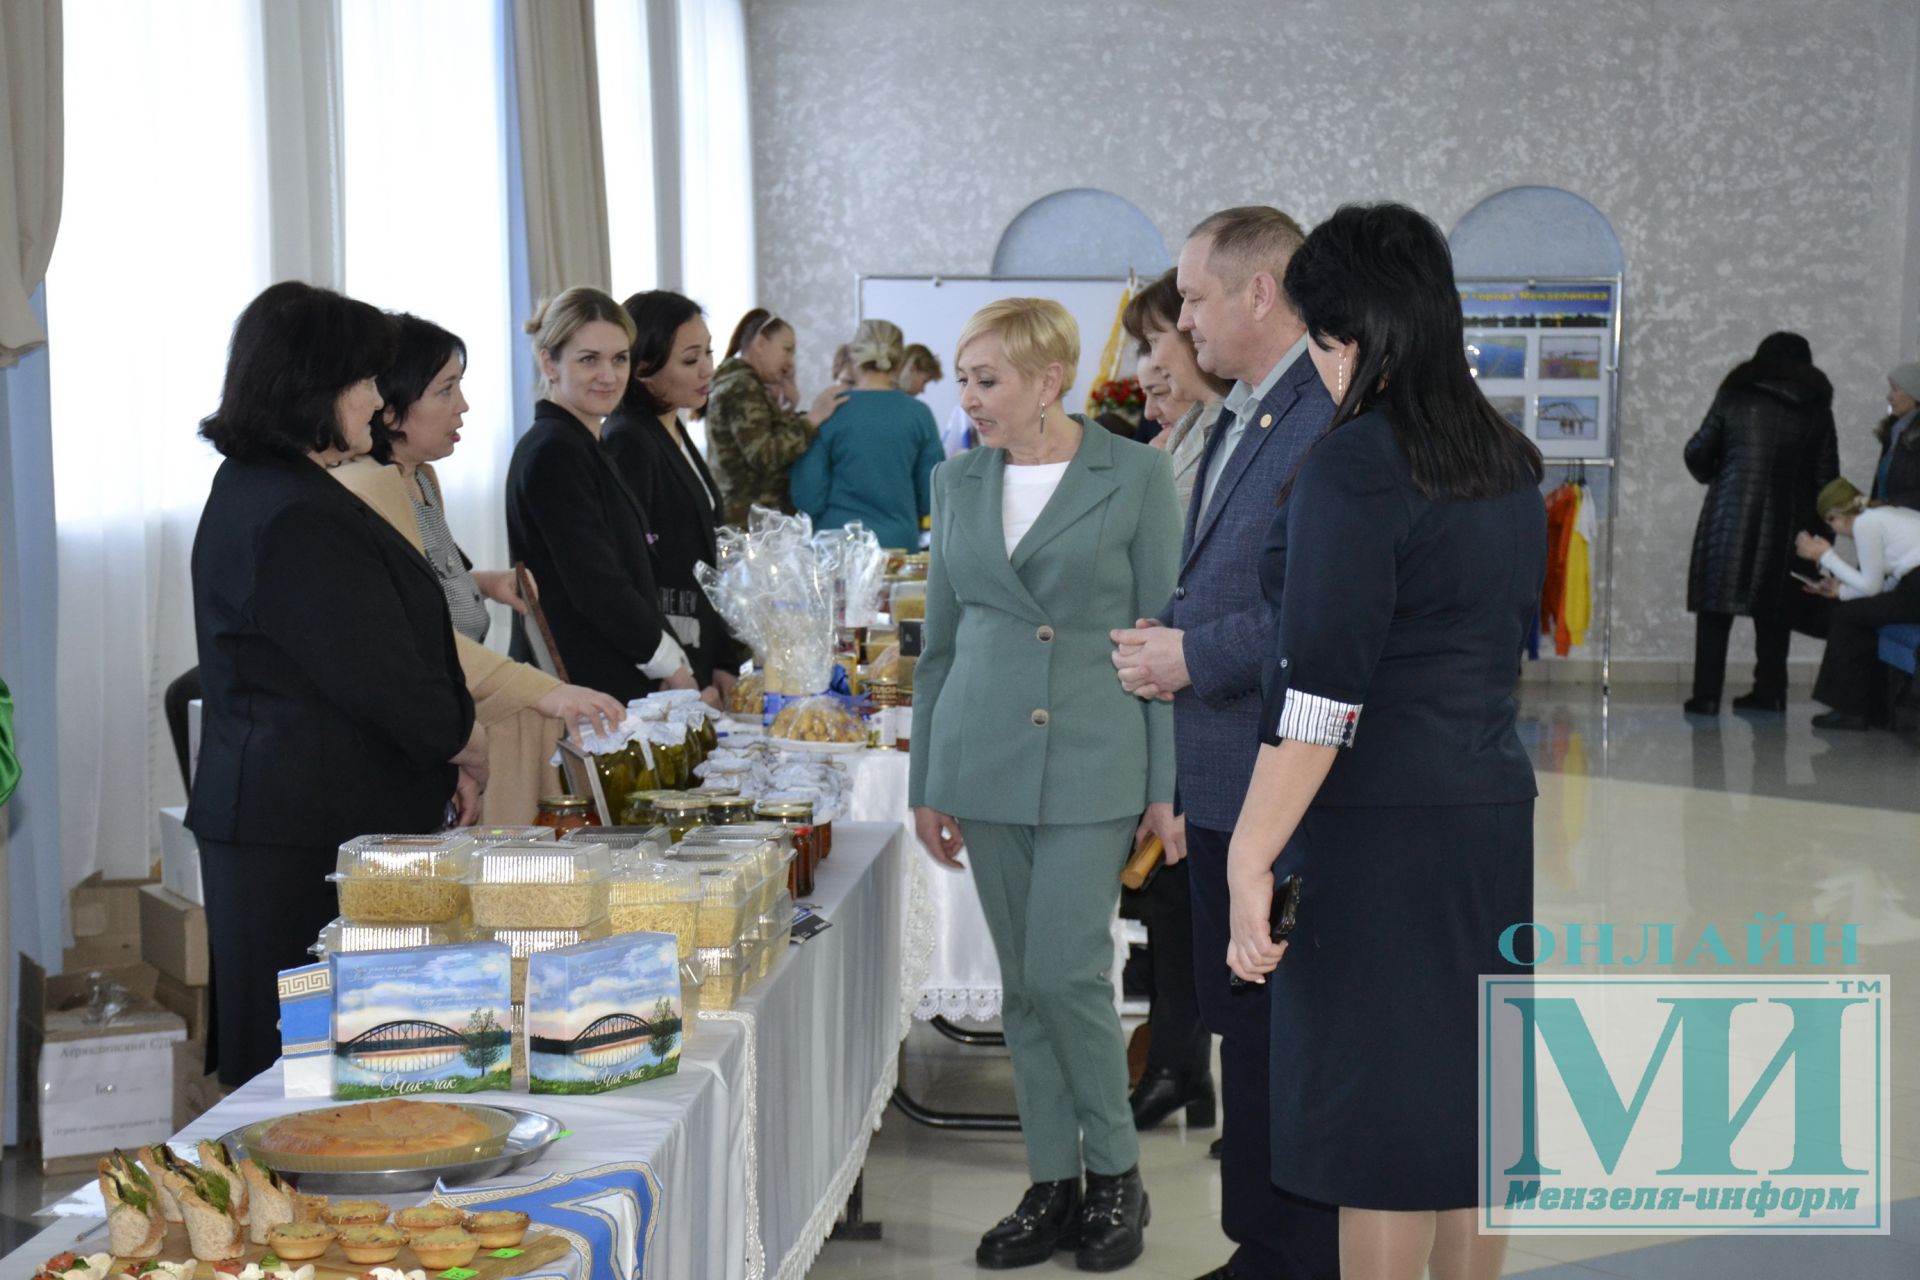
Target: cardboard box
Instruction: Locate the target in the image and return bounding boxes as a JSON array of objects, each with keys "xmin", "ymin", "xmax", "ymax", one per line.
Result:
[
  {"xmin": 527, "ymin": 932, "xmax": 684, "ymax": 1094},
  {"xmin": 138, "ymin": 883, "xmax": 209, "ymax": 986},
  {"xmin": 153, "ymin": 971, "xmax": 210, "ymax": 1043},
  {"xmin": 17, "ymin": 954, "xmax": 187, "ymax": 1175},
  {"xmin": 170, "ymin": 1038, "xmax": 229, "ymax": 1132},
  {"xmin": 158, "ymin": 805, "xmax": 203, "ymax": 905},
  {"xmin": 331, "ymin": 943, "xmax": 512, "ymax": 1099},
  {"xmin": 278, "ymin": 961, "xmax": 334, "ymax": 1098},
  {"xmin": 66, "ymin": 871, "xmax": 155, "ymax": 972}
]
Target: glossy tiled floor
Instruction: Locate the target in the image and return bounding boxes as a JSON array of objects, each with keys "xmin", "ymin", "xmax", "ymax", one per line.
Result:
[
  {"xmin": 808, "ymin": 687, "xmax": 1920, "ymax": 1278},
  {"xmin": 3, "ymin": 686, "xmax": 1914, "ymax": 1276}
]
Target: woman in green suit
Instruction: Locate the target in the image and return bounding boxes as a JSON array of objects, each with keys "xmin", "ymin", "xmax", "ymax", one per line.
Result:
[{"xmin": 910, "ymin": 298, "xmax": 1182, "ymax": 1273}]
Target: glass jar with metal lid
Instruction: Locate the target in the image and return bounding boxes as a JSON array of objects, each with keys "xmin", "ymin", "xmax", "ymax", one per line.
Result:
[
  {"xmin": 620, "ymin": 789, "xmax": 675, "ymax": 827},
  {"xmin": 755, "ymin": 801, "xmax": 817, "ymax": 896},
  {"xmin": 707, "ymin": 795, "xmax": 758, "ymax": 826},
  {"xmin": 534, "ymin": 794, "xmax": 600, "ymax": 838},
  {"xmin": 654, "ymin": 793, "xmax": 713, "ymax": 842}
]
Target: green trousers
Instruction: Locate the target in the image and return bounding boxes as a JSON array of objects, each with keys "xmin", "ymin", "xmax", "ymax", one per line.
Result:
[{"xmin": 965, "ymin": 815, "xmax": 1141, "ymax": 1182}]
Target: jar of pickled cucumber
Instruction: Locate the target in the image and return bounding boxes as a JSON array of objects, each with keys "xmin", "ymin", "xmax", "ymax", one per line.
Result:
[{"xmin": 655, "ymin": 794, "xmax": 712, "ymax": 842}]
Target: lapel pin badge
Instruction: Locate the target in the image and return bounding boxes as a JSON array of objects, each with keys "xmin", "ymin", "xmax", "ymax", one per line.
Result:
[{"xmin": 1259, "ymin": 414, "xmax": 1273, "ymax": 429}]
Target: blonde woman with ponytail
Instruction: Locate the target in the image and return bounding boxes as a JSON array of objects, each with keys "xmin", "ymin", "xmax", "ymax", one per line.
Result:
[{"xmin": 788, "ymin": 318, "xmax": 945, "ymax": 549}]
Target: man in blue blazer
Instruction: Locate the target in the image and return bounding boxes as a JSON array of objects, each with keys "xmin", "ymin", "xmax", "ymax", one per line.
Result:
[{"xmin": 1113, "ymin": 207, "xmax": 1340, "ymax": 1280}]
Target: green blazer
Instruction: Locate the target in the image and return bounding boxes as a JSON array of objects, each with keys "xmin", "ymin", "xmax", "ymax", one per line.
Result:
[{"xmin": 908, "ymin": 419, "xmax": 1180, "ymax": 825}]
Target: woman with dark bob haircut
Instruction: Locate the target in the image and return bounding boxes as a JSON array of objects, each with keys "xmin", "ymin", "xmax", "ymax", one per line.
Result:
[
  {"xmin": 1223, "ymin": 204, "xmax": 1544, "ymax": 1280},
  {"xmin": 335, "ymin": 313, "xmax": 625, "ymax": 822},
  {"xmin": 603, "ymin": 290, "xmax": 741, "ymax": 697},
  {"xmin": 188, "ymin": 281, "xmax": 485, "ymax": 1088}
]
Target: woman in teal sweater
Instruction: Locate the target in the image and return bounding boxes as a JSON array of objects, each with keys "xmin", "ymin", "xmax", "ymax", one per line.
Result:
[{"xmin": 788, "ymin": 318, "xmax": 943, "ymax": 548}]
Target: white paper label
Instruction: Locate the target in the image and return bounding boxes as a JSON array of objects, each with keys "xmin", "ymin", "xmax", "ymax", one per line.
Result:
[{"xmin": 39, "ymin": 1031, "xmax": 185, "ymax": 1159}]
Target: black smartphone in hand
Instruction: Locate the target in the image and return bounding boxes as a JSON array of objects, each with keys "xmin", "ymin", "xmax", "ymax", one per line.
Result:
[{"xmin": 1229, "ymin": 874, "xmax": 1302, "ymax": 990}]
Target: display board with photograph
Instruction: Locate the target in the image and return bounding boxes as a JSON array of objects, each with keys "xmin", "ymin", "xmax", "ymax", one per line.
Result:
[{"xmin": 1459, "ymin": 278, "xmax": 1620, "ymax": 461}]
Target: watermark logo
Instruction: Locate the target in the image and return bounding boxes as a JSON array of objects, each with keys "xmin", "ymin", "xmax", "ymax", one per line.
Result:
[{"xmin": 1480, "ymin": 966, "xmax": 1889, "ymax": 1234}]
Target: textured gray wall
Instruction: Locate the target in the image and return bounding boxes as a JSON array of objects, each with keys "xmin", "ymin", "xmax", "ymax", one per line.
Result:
[{"xmin": 747, "ymin": 0, "xmax": 1920, "ymax": 664}]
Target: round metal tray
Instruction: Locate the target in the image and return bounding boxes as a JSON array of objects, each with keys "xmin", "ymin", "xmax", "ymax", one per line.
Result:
[{"xmin": 217, "ymin": 1105, "xmax": 565, "ymax": 1195}]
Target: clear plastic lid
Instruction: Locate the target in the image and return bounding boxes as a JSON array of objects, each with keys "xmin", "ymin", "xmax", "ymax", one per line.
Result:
[
  {"xmin": 309, "ymin": 917, "xmax": 471, "ymax": 957},
  {"xmin": 332, "ymin": 833, "xmax": 476, "ymax": 880},
  {"xmin": 468, "ymin": 842, "xmax": 612, "ymax": 929},
  {"xmin": 570, "ymin": 825, "xmax": 668, "ymax": 857},
  {"xmin": 470, "ymin": 841, "xmax": 613, "ymax": 884},
  {"xmin": 488, "ymin": 919, "xmax": 612, "ymax": 1000},
  {"xmin": 692, "ymin": 821, "xmax": 792, "ymax": 845},
  {"xmin": 608, "ymin": 858, "xmax": 702, "ymax": 903},
  {"xmin": 449, "ymin": 825, "xmax": 554, "ymax": 844},
  {"xmin": 678, "ymin": 832, "xmax": 782, "ymax": 881},
  {"xmin": 479, "ymin": 918, "xmax": 613, "ymax": 958}
]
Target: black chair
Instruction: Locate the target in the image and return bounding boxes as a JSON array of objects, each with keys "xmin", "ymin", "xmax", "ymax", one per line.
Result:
[{"xmin": 164, "ymin": 667, "xmax": 200, "ymax": 792}]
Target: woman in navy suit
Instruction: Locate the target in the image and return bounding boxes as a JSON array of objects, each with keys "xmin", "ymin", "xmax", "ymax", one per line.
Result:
[{"xmin": 1226, "ymin": 205, "xmax": 1545, "ymax": 1280}]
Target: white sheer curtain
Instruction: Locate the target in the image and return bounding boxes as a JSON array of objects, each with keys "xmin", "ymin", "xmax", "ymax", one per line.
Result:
[
  {"xmin": 676, "ymin": 0, "xmax": 755, "ymax": 345},
  {"xmin": 594, "ymin": 0, "xmax": 658, "ymax": 300},
  {"xmin": 45, "ymin": 0, "xmax": 271, "ymax": 884},
  {"xmin": 340, "ymin": 0, "xmax": 516, "ymax": 628}
]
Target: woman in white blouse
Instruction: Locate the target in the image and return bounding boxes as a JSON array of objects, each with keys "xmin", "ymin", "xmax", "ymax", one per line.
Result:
[{"xmin": 1796, "ymin": 477, "xmax": 1920, "ymax": 728}]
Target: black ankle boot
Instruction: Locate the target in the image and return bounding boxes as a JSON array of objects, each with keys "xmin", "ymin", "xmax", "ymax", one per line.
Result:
[
  {"xmin": 1075, "ymin": 1166, "xmax": 1148, "ymax": 1272},
  {"xmin": 1683, "ymin": 696, "xmax": 1720, "ymax": 716},
  {"xmin": 976, "ymin": 1177, "xmax": 1081, "ymax": 1269},
  {"xmin": 1129, "ymin": 1067, "xmax": 1216, "ymax": 1131},
  {"xmin": 1733, "ymin": 689, "xmax": 1786, "ymax": 713}
]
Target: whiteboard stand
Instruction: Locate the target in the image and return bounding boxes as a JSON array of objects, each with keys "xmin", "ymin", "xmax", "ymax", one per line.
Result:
[{"xmin": 855, "ymin": 275, "xmax": 1134, "ymax": 425}]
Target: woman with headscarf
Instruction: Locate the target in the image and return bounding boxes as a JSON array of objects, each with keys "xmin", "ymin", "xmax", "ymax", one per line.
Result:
[{"xmin": 1683, "ymin": 331, "xmax": 1839, "ymax": 715}]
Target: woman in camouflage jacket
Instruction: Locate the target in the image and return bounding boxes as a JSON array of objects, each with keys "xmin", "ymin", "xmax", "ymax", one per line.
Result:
[{"xmin": 704, "ymin": 309, "xmax": 846, "ymax": 526}]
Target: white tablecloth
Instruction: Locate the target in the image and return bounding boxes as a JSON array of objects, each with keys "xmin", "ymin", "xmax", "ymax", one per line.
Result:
[
  {"xmin": 7, "ymin": 824, "xmax": 910, "ymax": 1280},
  {"xmin": 843, "ymin": 751, "xmax": 1007, "ymax": 1022}
]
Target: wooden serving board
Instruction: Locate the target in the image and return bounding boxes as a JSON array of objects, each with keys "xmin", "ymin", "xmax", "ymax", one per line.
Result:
[{"xmin": 123, "ymin": 1222, "xmax": 569, "ymax": 1280}]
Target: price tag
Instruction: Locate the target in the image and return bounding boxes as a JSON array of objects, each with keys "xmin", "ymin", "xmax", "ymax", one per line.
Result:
[
  {"xmin": 488, "ymin": 1249, "xmax": 525, "ymax": 1259},
  {"xmin": 439, "ymin": 1269, "xmax": 481, "ymax": 1280}
]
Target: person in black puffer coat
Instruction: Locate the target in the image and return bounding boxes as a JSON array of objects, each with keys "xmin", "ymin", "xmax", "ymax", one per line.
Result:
[{"xmin": 1683, "ymin": 331, "xmax": 1839, "ymax": 714}]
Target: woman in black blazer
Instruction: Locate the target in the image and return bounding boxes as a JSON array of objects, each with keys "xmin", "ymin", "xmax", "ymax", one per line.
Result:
[
  {"xmin": 188, "ymin": 281, "xmax": 483, "ymax": 1087},
  {"xmin": 507, "ymin": 288, "xmax": 697, "ymax": 703},
  {"xmin": 603, "ymin": 290, "xmax": 739, "ymax": 696},
  {"xmin": 1226, "ymin": 206, "xmax": 1545, "ymax": 1280}
]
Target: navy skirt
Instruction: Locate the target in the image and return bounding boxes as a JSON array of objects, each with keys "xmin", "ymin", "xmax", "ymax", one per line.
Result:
[{"xmin": 1268, "ymin": 800, "xmax": 1533, "ymax": 1210}]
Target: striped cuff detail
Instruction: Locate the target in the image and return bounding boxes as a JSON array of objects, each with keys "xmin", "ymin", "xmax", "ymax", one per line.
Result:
[{"xmin": 1274, "ymin": 689, "xmax": 1361, "ymax": 748}]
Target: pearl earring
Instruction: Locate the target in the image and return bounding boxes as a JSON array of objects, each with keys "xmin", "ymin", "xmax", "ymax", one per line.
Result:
[
  {"xmin": 1038, "ymin": 402, "xmax": 1047, "ymax": 433},
  {"xmin": 1336, "ymin": 362, "xmax": 1348, "ymax": 400}
]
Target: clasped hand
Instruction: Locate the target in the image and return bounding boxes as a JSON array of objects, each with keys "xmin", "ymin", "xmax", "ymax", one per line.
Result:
[{"xmin": 1110, "ymin": 618, "xmax": 1189, "ymax": 702}]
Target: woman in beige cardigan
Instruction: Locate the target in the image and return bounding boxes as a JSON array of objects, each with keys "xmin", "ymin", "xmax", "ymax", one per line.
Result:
[{"xmin": 337, "ymin": 313, "xmax": 624, "ymax": 823}]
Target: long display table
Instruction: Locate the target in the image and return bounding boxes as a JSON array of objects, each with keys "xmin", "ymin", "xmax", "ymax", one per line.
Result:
[{"xmin": 8, "ymin": 823, "xmax": 912, "ymax": 1280}]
